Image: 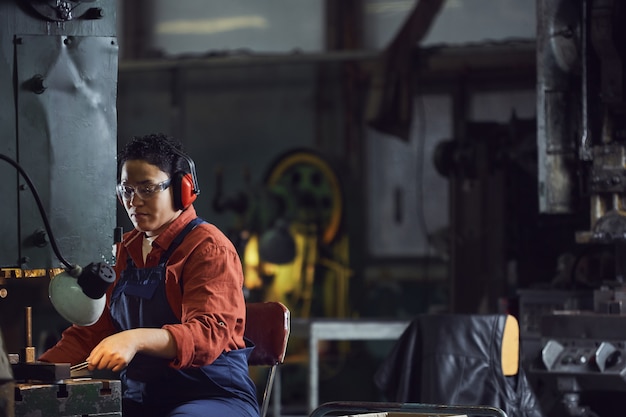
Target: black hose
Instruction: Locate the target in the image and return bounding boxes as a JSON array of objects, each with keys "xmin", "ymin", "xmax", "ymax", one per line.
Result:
[{"xmin": 0, "ymin": 153, "xmax": 74, "ymax": 270}]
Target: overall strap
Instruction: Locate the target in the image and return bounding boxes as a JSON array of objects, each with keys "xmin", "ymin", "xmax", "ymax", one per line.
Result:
[{"xmin": 159, "ymin": 217, "xmax": 206, "ymax": 265}]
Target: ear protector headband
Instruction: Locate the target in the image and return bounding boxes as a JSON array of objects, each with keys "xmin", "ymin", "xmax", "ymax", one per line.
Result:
[{"xmin": 170, "ymin": 146, "xmax": 201, "ymax": 210}]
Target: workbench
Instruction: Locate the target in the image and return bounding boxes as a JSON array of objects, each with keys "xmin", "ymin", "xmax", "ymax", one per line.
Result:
[{"xmin": 15, "ymin": 378, "xmax": 122, "ymax": 417}]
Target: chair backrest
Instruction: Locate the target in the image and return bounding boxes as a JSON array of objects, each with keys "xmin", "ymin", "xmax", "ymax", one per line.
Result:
[
  {"xmin": 245, "ymin": 301, "xmax": 290, "ymax": 417},
  {"xmin": 501, "ymin": 314, "xmax": 519, "ymax": 376},
  {"xmin": 375, "ymin": 314, "xmax": 543, "ymax": 417}
]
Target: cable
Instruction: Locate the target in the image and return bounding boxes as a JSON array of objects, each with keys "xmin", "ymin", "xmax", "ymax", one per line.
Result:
[{"xmin": 0, "ymin": 153, "xmax": 75, "ymax": 270}]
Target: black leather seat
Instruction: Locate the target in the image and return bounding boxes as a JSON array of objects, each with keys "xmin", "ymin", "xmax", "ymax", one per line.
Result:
[{"xmin": 374, "ymin": 314, "xmax": 544, "ymax": 417}]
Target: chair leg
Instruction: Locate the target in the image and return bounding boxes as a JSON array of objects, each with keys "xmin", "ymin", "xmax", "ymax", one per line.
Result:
[
  {"xmin": 271, "ymin": 367, "xmax": 282, "ymax": 417},
  {"xmin": 261, "ymin": 366, "xmax": 277, "ymax": 417}
]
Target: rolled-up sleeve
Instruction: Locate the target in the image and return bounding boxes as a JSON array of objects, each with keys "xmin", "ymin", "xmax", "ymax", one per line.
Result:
[{"xmin": 163, "ymin": 231, "xmax": 246, "ymax": 369}]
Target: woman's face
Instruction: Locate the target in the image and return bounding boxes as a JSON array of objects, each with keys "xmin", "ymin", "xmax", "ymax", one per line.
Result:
[{"xmin": 119, "ymin": 159, "xmax": 181, "ymax": 237}]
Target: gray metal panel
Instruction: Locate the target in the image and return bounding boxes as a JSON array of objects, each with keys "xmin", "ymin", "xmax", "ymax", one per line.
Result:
[
  {"xmin": 0, "ymin": 4, "xmax": 21, "ymax": 267},
  {"xmin": 0, "ymin": 1, "xmax": 118, "ymax": 268},
  {"xmin": 16, "ymin": 34, "xmax": 118, "ymax": 268},
  {"xmin": 13, "ymin": 1, "xmax": 117, "ymax": 38}
]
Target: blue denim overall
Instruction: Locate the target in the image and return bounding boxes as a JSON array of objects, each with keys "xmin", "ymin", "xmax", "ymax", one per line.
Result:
[{"xmin": 110, "ymin": 218, "xmax": 259, "ymax": 417}]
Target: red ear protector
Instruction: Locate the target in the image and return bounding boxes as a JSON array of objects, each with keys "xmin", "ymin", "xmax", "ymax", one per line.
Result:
[
  {"xmin": 116, "ymin": 145, "xmax": 200, "ymax": 210},
  {"xmin": 171, "ymin": 147, "xmax": 200, "ymax": 210},
  {"xmin": 172, "ymin": 171, "xmax": 197, "ymax": 210}
]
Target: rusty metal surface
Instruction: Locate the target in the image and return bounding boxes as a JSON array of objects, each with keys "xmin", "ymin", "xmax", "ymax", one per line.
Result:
[
  {"xmin": 536, "ymin": 0, "xmax": 580, "ymax": 214},
  {"xmin": 15, "ymin": 379, "xmax": 121, "ymax": 417}
]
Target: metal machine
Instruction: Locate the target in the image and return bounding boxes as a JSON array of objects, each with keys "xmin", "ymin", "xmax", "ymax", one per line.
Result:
[
  {"xmin": 0, "ymin": 0, "xmax": 117, "ymax": 269},
  {"xmin": 532, "ymin": 1, "xmax": 626, "ymax": 416},
  {"xmin": 214, "ymin": 148, "xmax": 349, "ymax": 319},
  {"xmin": 0, "ymin": 1, "xmax": 119, "ymax": 416},
  {"xmin": 537, "ymin": 0, "xmax": 626, "ymax": 233}
]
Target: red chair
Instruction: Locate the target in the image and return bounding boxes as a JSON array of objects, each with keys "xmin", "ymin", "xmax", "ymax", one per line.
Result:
[{"xmin": 245, "ymin": 302, "xmax": 290, "ymax": 417}]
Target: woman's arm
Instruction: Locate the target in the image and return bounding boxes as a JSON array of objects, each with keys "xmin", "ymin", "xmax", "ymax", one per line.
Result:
[
  {"xmin": 163, "ymin": 235, "xmax": 247, "ymax": 369},
  {"xmin": 87, "ymin": 328, "xmax": 177, "ymax": 372}
]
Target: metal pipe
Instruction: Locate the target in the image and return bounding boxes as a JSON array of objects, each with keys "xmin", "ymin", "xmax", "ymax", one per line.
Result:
[
  {"xmin": 24, "ymin": 306, "xmax": 31, "ymax": 347},
  {"xmin": 580, "ymin": 0, "xmax": 592, "ymax": 160},
  {"xmin": 23, "ymin": 306, "xmax": 35, "ymax": 363}
]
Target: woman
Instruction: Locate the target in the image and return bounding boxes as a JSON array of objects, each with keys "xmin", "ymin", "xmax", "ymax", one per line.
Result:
[{"xmin": 40, "ymin": 133, "xmax": 259, "ymax": 417}]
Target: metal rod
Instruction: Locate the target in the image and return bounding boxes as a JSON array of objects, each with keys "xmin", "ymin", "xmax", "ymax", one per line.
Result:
[
  {"xmin": 23, "ymin": 306, "xmax": 36, "ymax": 363},
  {"xmin": 24, "ymin": 306, "xmax": 32, "ymax": 347},
  {"xmin": 70, "ymin": 361, "xmax": 89, "ymax": 371}
]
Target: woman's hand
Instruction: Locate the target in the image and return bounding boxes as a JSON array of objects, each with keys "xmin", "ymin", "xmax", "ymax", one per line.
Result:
[
  {"xmin": 87, "ymin": 328, "xmax": 176, "ymax": 372},
  {"xmin": 87, "ymin": 330, "xmax": 140, "ymax": 372}
]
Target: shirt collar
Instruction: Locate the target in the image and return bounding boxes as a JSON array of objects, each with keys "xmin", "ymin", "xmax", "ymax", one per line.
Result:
[
  {"xmin": 123, "ymin": 205, "xmax": 198, "ymax": 252},
  {"xmin": 150, "ymin": 206, "xmax": 198, "ymax": 251}
]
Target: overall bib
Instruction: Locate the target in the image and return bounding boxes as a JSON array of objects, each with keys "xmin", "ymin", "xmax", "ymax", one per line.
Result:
[{"xmin": 110, "ymin": 218, "xmax": 259, "ymax": 417}]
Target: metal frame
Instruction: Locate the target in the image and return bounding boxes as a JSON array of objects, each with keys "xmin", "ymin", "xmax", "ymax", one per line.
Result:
[
  {"xmin": 290, "ymin": 318, "xmax": 410, "ymax": 413},
  {"xmin": 309, "ymin": 401, "xmax": 508, "ymax": 417}
]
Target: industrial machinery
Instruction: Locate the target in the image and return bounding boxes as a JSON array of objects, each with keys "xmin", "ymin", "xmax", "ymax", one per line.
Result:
[
  {"xmin": 214, "ymin": 148, "xmax": 349, "ymax": 319},
  {"xmin": 537, "ymin": 0, "xmax": 626, "ymax": 237},
  {"xmin": 530, "ymin": 1, "xmax": 626, "ymax": 416},
  {"xmin": 0, "ymin": 1, "xmax": 120, "ymax": 416},
  {"xmin": 0, "ymin": 0, "xmax": 118, "ymax": 269}
]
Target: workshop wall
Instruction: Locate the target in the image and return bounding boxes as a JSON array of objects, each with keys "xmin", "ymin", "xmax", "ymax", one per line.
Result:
[
  {"xmin": 116, "ymin": 59, "xmax": 375, "ymax": 318},
  {"xmin": 116, "ymin": 54, "xmax": 450, "ymax": 321},
  {"xmin": 117, "ymin": 61, "xmax": 335, "ymax": 232}
]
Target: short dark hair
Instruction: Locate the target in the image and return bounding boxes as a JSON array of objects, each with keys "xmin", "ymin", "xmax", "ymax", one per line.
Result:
[{"xmin": 117, "ymin": 133, "xmax": 188, "ymax": 180}]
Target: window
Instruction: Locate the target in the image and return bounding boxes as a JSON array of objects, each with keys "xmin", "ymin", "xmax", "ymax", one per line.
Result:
[
  {"xmin": 363, "ymin": 0, "xmax": 536, "ymax": 50},
  {"xmin": 149, "ymin": 0, "xmax": 324, "ymax": 56}
]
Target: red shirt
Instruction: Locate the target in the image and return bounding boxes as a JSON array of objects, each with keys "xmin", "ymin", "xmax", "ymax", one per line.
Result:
[{"xmin": 39, "ymin": 206, "xmax": 247, "ymax": 369}]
